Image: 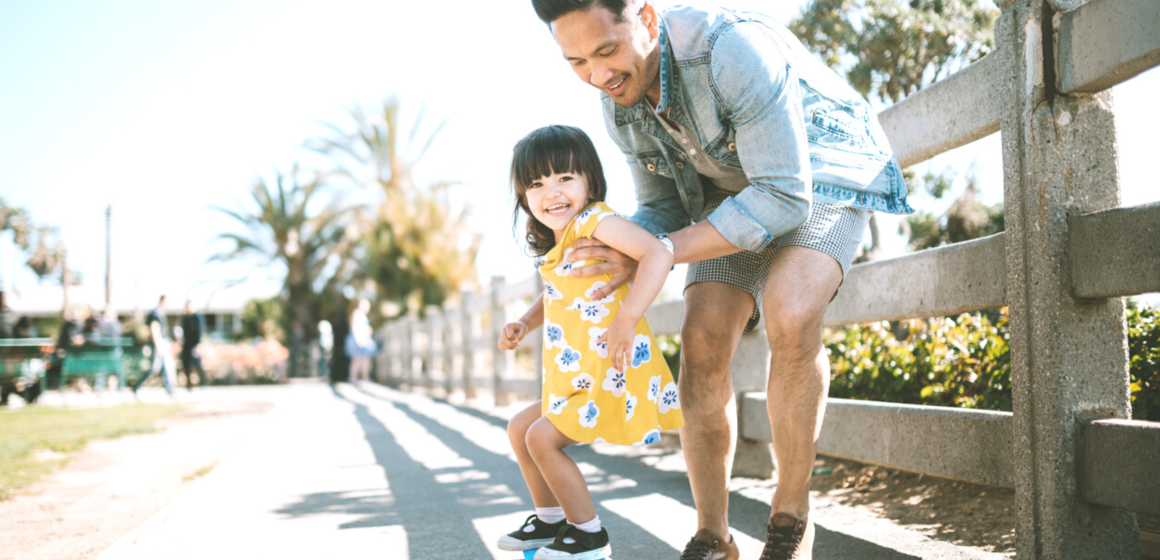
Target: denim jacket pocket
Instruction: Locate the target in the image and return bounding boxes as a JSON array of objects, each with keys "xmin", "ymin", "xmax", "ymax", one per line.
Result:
[
  {"xmin": 636, "ymin": 152, "xmax": 674, "ymax": 178},
  {"xmin": 708, "ymin": 129, "xmax": 742, "ymax": 169},
  {"xmin": 808, "ymin": 109, "xmax": 880, "ymax": 155}
]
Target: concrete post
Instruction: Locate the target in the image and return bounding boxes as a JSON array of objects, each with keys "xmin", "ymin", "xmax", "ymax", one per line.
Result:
[
  {"xmin": 425, "ymin": 305, "xmax": 442, "ymax": 394},
  {"xmin": 461, "ymin": 290, "xmax": 477, "ymax": 400},
  {"xmin": 404, "ymin": 315, "xmax": 416, "ymax": 390},
  {"xmin": 490, "ymin": 276, "xmax": 511, "ymax": 406},
  {"xmin": 443, "ymin": 304, "xmax": 456, "ymax": 397},
  {"xmin": 731, "ymin": 331, "xmax": 774, "ymax": 478},
  {"xmin": 996, "ymin": 0, "xmax": 1138, "ymax": 556}
]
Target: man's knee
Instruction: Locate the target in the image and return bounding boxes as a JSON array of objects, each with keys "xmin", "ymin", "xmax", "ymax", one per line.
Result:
[{"xmin": 762, "ymin": 296, "xmax": 825, "ymax": 358}]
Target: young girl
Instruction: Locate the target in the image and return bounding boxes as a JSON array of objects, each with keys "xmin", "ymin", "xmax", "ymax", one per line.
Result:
[{"xmin": 497, "ymin": 125, "xmax": 683, "ymax": 560}]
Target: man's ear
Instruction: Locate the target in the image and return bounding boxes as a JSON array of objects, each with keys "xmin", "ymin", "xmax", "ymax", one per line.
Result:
[{"xmin": 640, "ymin": 2, "xmax": 659, "ymax": 40}]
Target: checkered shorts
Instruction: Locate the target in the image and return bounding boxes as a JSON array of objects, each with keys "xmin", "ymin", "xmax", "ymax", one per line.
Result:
[{"xmin": 687, "ymin": 187, "xmax": 872, "ymax": 332}]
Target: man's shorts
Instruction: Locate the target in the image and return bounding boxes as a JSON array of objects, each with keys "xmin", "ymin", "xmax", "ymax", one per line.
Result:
[{"xmin": 686, "ymin": 187, "xmax": 872, "ymax": 333}]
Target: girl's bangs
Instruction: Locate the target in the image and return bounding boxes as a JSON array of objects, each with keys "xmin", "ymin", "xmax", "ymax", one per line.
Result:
[{"xmin": 512, "ymin": 140, "xmax": 583, "ymax": 192}]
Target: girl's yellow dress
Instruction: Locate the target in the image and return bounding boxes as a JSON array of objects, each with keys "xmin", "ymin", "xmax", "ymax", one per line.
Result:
[{"xmin": 537, "ymin": 201, "xmax": 684, "ymax": 446}]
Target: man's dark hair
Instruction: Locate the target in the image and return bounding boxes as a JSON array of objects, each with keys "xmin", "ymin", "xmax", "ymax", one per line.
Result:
[{"xmin": 532, "ymin": 0, "xmax": 635, "ymax": 25}]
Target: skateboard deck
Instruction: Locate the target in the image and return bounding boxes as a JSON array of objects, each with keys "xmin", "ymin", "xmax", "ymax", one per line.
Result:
[{"xmin": 521, "ymin": 550, "xmax": 610, "ymax": 560}]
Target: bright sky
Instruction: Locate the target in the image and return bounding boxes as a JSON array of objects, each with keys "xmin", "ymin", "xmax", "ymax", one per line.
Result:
[{"xmin": 1, "ymin": 0, "xmax": 1156, "ymax": 313}]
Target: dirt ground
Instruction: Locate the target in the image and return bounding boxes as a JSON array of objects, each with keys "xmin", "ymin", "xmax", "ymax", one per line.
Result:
[
  {"xmin": 808, "ymin": 457, "xmax": 1016, "ymax": 554},
  {"xmin": 0, "ymin": 398, "xmax": 272, "ymax": 560}
]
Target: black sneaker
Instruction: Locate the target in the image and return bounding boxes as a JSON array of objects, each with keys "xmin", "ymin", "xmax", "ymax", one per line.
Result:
[
  {"xmin": 497, "ymin": 515, "xmax": 567, "ymax": 551},
  {"xmin": 534, "ymin": 525, "xmax": 611, "ymax": 560}
]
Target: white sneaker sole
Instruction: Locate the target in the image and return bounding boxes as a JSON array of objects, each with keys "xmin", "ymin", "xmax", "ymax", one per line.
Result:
[
  {"xmin": 497, "ymin": 535, "xmax": 555, "ymax": 551},
  {"xmin": 533, "ymin": 544, "xmax": 612, "ymax": 560}
]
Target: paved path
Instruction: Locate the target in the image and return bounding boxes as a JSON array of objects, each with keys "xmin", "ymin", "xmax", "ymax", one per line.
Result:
[{"xmin": 93, "ymin": 382, "xmax": 1009, "ymax": 560}]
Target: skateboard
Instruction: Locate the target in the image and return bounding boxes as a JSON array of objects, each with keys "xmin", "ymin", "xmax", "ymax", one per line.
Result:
[{"xmin": 520, "ymin": 550, "xmax": 610, "ymax": 560}]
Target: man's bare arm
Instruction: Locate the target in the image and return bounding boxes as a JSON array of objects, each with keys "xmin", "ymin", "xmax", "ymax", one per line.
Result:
[{"xmin": 569, "ymin": 221, "xmax": 741, "ymax": 300}]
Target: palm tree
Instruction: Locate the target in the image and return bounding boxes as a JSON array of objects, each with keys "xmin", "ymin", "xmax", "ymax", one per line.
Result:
[
  {"xmin": 309, "ymin": 98, "xmax": 479, "ymax": 316},
  {"xmin": 211, "ymin": 168, "xmax": 358, "ymax": 376}
]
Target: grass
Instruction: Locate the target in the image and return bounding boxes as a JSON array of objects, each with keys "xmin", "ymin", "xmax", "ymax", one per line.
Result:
[{"xmin": 0, "ymin": 403, "xmax": 182, "ymax": 499}]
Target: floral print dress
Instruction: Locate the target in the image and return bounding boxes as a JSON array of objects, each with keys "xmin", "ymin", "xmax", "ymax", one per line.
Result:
[{"xmin": 537, "ymin": 202, "xmax": 683, "ymax": 446}]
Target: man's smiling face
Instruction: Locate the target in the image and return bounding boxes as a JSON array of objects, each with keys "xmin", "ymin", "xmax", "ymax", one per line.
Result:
[{"xmin": 551, "ymin": 3, "xmax": 662, "ymax": 108}]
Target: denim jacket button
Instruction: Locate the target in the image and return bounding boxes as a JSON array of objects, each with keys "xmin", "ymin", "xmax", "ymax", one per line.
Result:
[
  {"xmin": 727, "ymin": 142, "xmax": 737, "ymax": 152},
  {"xmin": 647, "ymin": 163, "xmax": 656, "ymax": 172},
  {"xmin": 675, "ymin": 161, "xmax": 685, "ymax": 169}
]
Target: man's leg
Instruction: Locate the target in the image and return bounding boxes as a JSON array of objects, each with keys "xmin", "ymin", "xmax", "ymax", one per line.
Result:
[
  {"xmin": 679, "ymin": 281, "xmax": 754, "ymax": 538},
  {"xmin": 761, "ymin": 246, "xmax": 843, "ymax": 549}
]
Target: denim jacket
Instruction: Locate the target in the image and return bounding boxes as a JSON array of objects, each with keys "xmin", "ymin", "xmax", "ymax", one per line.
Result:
[{"xmin": 603, "ymin": 4, "xmax": 914, "ymax": 252}]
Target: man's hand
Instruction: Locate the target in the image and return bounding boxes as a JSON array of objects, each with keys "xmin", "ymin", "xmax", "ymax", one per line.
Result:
[
  {"xmin": 568, "ymin": 237, "xmax": 639, "ymax": 300},
  {"xmin": 498, "ymin": 321, "xmax": 530, "ymax": 350}
]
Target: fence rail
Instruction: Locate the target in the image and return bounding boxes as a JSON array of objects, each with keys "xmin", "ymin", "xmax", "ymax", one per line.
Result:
[{"xmin": 377, "ymin": 0, "xmax": 1159, "ymax": 556}]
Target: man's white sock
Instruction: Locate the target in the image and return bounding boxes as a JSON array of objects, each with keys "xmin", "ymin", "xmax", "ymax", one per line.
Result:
[
  {"xmin": 535, "ymin": 507, "xmax": 566, "ymax": 524},
  {"xmin": 571, "ymin": 515, "xmax": 602, "ymax": 533}
]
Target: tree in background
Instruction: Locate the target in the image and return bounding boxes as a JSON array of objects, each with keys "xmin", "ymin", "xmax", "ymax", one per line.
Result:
[
  {"xmin": 309, "ymin": 98, "xmax": 480, "ymax": 317},
  {"xmin": 1, "ymin": 198, "xmax": 80, "ymax": 317},
  {"xmin": 790, "ymin": 0, "xmax": 1000, "ymax": 256},
  {"xmin": 211, "ymin": 169, "xmax": 359, "ymax": 376}
]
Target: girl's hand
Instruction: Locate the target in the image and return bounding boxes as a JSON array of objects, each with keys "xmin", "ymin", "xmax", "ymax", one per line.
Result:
[
  {"xmin": 596, "ymin": 318, "xmax": 636, "ymax": 373},
  {"xmin": 498, "ymin": 321, "xmax": 529, "ymax": 350}
]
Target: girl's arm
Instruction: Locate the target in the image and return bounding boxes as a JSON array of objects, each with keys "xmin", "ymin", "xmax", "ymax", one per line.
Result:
[
  {"xmin": 591, "ymin": 216, "xmax": 674, "ymax": 371},
  {"xmin": 499, "ymin": 292, "xmax": 545, "ymax": 350}
]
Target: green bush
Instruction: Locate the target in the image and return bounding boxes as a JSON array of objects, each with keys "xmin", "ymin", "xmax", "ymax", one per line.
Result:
[
  {"xmin": 825, "ymin": 310, "xmax": 1011, "ymax": 410},
  {"xmin": 826, "ymin": 304, "xmax": 1160, "ymax": 420},
  {"xmin": 1128, "ymin": 305, "xmax": 1160, "ymax": 421}
]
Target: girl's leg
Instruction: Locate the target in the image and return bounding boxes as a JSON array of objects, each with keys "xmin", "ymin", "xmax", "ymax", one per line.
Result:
[
  {"xmin": 508, "ymin": 401, "xmax": 559, "ymax": 508},
  {"xmin": 526, "ymin": 416, "xmax": 596, "ymax": 524}
]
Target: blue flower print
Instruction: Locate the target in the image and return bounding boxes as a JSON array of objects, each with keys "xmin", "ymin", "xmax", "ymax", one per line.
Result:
[
  {"xmin": 625, "ymin": 391, "xmax": 638, "ymax": 421},
  {"xmin": 544, "ymin": 281, "xmax": 563, "ymax": 301},
  {"xmin": 553, "ymin": 249, "xmax": 586, "ymax": 277},
  {"xmin": 658, "ymin": 382, "xmax": 681, "ymax": 414},
  {"xmin": 567, "ymin": 298, "xmax": 610, "ymax": 324},
  {"xmin": 547, "ymin": 394, "xmax": 568, "ymax": 415},
  {"xmin": 601, "ymin": 367, "xmax": 626, "ymax": 397},
  {"xmin": 543, "ymin": 318, "xmax": 567, "ymax": 350},
  {"xmin": 555, "ymin": 346, "xmax": 581, "ymax": 373},
  {"xmin": 588, "ymin": 327, "xmax": 608, "ymax": 359},
  {"xmin": 574, "ymin": 206, "xmax": 601, "ymax": 233},
  {"xmin": 579, "ymin": 400, "xmax": 600, "ymax": 428},
  {"xmin": 647, "ymin": 375, "xmax": 661, "ymax": 403},
  {"xmin": 633, "ymin": 428, "xmax": 661, "ymax": 446},
  {"xmin": 631, "ymin": 334, "xmax": 652, "ymax": 368},
  {"xmin": 571, "ymin": 373, "xmax": 594, "ymax": 392}
]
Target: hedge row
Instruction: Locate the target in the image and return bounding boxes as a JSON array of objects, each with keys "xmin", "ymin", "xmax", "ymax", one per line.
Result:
[{"xmin": 825, "ymin": 304, "xmax": 1160, "ymax": 421}]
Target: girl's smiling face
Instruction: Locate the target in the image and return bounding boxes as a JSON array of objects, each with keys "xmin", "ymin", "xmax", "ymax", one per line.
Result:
[{"xmin": 524, "ymin": 171, "xmax": 591, "ymax": 241}]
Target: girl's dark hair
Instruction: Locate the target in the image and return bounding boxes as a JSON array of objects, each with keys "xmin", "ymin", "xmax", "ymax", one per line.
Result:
[
  {"xmin": 510, "ymin": 125, "xmax": 608, "ymax": 257},
  {"xmin": 531, "ymin": 0, "xmax": 632, "ymax": 25}
]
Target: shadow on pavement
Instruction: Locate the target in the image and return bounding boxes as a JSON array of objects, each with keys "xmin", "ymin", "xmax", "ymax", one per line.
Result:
[{"xmin": 274, "ymin": 385, "xmax": 918, "ymax": 560}]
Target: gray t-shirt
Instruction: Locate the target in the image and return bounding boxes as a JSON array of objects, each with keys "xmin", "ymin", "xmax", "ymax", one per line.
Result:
[{"xmin": 649, "ymin": 102, "xmax": 750, "ymax": 193}]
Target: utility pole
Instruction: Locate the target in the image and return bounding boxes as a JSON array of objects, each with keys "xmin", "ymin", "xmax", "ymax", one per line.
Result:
[{"xmin": 105, "ymin": 204, "xmax": 112, "ymax": 309}]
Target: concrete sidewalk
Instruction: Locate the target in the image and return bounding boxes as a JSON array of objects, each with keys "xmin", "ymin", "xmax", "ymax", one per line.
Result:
[{"xmin": 94, "ymin": 382, "xmax": 1010, "ymax": 559}]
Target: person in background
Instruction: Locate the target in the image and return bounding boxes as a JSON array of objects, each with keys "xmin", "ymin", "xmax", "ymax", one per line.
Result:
[
  {"xmin": 180, "ymin": 300, "xmax": 205, "ymax": 390},
  {"xmin": 0, "ymin": 291, "xmax": 14, "ymax": 338},
  {"xmin": 344, "ymin": 298, "xmax": 377, "ymax": 383},
  {"xmin": 132, "ymin": 295, "xmax": 175, "ymax": 395},
  {"xmin": 82, "ymin": 314, "xmax": 101, "ymax": 346},
  {"xmin": 98, "ymin": 308, "xmax": 122, "ymax": 341},
  {"xmin": 46, "ymin": 308, "xmax": 83, "ymax": 390}
]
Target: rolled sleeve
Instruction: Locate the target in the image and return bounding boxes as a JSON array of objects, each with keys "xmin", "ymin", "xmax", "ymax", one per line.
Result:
[{"xmin": 708, "ymin": 21, "xmax": 812, "ymax": 250}]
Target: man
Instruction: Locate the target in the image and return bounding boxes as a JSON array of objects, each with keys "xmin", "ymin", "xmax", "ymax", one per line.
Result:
[
  {"xmin": 132, "ymin": 295, "xmax": 175, "ymax": 395},
  {"xmin": 531, "ymin": 1, "xmax": 912, "ymax": 558},
  {"xmin": 179, "ymin": 300, "xmax": 205, "ymax": 390}
]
